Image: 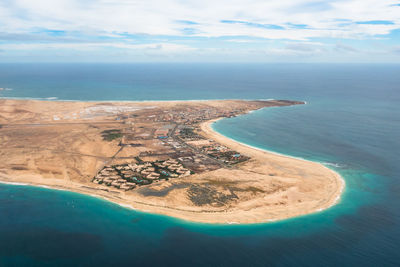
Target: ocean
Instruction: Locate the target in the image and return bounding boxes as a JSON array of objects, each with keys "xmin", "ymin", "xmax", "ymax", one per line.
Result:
[{"xmin": 0, "ymin": 63, "xmax": 399, "ymax": 266}]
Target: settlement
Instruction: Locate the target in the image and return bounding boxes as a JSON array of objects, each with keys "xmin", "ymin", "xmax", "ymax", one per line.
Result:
[{"xmin": 0, "ymin": 99, "xmax": 344, "ymax": 224}]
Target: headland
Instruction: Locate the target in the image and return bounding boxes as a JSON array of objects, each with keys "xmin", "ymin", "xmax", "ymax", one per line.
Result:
[{"xmin": 0, "ymin": 99, "xmax": 344, "ymax": 224}]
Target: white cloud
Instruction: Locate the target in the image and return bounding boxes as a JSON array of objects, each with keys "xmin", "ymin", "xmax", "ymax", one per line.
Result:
[
  {"xmin": 0, "ymin": 0, "xmax": 399, "ymax": 40},
  {"xmin": 0, "ymin": 42, "xmax": 195, "ymax": 53},
  {"xmin": 0, "ymin": 0, "xmax": 399, "ymax": 62}
]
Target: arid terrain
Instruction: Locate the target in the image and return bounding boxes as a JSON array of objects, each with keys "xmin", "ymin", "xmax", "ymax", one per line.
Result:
[{"xmin": 0, "ymin": 99, "xmax": 344, "ymax": 224}]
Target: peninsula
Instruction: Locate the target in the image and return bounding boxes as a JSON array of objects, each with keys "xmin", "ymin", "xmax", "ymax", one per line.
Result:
[{"xmin": 0, "ymin": 99, "xmax": 344, "ymax": 224}]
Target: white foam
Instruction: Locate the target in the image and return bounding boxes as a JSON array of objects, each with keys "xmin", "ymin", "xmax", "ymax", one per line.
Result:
[
  {"xmin": 211, "ymin": 118, "xmax": 341, "ymax": 170},
  {"xmin": 211, "ymin": 121, "xmax": 313, "ymax": 163},
  {"xmin": 321, "ymin": 162, "xmax": 344, "ymax": 168},
  {"xmin": 118, "ymin": 203, "xmax": 137, "ymax": 210},
  {"xmin": 0, "ymin": 181, "xmax": 66, "ymax": 192},
  {"xmin": 0, "ymin": 180, "xmax": 29, "ymax": 186},
  {"xmin": 210, "ymin": 116, "xmax": 346, "ymax": 213},
  {"xmin": 38, "ymin": 185, "xmax": 69, "ymax": 192},
  {"xmin": 0, "ymin": 97, "xmax": 304, "ymax": 103}
]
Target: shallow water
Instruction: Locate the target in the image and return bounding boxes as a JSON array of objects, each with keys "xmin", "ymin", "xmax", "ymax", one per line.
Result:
[{"xmin": 0, "ymin": 63, "xmax": 399, "ymax": 266}]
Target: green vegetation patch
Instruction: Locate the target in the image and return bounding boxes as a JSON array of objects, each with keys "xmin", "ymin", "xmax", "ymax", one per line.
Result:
[
  {"xmin": 180, "ymin": 128, "xmax": 195, "ymax": 135},
  {"xmin": 101, "ymin": 129, "xmax": 123, "ymax": 141}
]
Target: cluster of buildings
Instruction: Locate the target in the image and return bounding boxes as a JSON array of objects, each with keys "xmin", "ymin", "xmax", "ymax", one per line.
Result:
[
  {"xmin": 175, "ymin": 125, "xmax": 250, "ymax": 166},
  {"xmin": 92, "ymin": 158, "xmax": 191, "ymax": 191},
  {"xmin": 155, "ymin": 107, "xmax": 243, "ymax": 125},
  {"xmin": 199, "ymin": 142, "xmax": 249, "ymax": 165},
  {"xmin": 207, "ymin": 149, "xmax": 248, "ymax": 164},
  {"xmin": 176, "ymin": 127, "xmax": 249, "ymax": 166},
  {"xmin": 154, "ymin": 124, "xmax": 174, "ymax": 139},
  {"xmin": 92, "ymin": 166, "xmax": 137, "ymax": 190},
  {"xmin": 153, "ymin": 159, "xmax": 191, "ymax": 177},
  {"xmin": 154, "ymin": 128, "xmax": 169, "ymax": 139},
  {"xmin": 177, "ymin": 154, "xmax": 221, "ymax": 173},
  {"xmin": 176, "ymin": 126, "xmax": 203, "ymax": 141},
  {"xmin": 92, "ymin": 104, "xmax": 256, "ymax": 191}
]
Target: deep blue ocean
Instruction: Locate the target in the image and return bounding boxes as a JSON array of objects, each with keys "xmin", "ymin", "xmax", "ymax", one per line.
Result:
[{"xmin": 0, "ymin": 63, "xmax": 399, "ymax": 266}]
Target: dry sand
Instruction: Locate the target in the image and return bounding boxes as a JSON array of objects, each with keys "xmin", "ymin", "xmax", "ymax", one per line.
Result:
[{"xmin": 0, "ymin": 99, "xmax": 345, "ymax": 224}]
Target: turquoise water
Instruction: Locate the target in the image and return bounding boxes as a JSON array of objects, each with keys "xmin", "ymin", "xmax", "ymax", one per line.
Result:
[{"xmin": 0, "ymin": 63, "xmax": 399, "ymax": 266}]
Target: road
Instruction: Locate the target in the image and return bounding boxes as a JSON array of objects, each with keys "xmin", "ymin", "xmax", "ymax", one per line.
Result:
[{"xmin": 168, "ymin": 122, "xmax": 230, "ymax": 168}]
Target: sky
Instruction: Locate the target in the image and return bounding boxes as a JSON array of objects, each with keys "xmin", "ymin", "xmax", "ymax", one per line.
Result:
[{"xmin": 0, "ymin": 0, "xmax": 399, "ymax": 63}]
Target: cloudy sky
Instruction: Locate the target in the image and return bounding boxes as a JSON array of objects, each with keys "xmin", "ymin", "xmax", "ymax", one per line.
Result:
[{"xmin": 1, "ymin": 0, "xmax": 399, "ymax": 62}]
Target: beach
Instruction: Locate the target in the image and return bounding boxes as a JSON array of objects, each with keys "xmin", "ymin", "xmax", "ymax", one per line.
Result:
[
  {"xmin": 0, "ymin": 99, "xmax": 345, "ymax": 224},
  {"xmin": 200, "ymin": 119, "xmax": 345, "ymax": 222},
  {"xmin": 1, "ymin": 63, "xmax": 398, "ymax": 266}
]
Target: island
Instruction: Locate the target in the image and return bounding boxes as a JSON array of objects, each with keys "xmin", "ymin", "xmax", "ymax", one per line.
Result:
[{"xmin": 0, "ymin": 99, "xmax": 344, "ymax": 224}]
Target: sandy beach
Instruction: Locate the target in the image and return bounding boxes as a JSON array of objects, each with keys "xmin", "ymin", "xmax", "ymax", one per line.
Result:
[
  {"xmin": 199, "ymin": 119, "xmax": 345, "ymax": 222},
  {"xmin": 0, "ymin": 99, "xmax": 345, "ymax": 224}
]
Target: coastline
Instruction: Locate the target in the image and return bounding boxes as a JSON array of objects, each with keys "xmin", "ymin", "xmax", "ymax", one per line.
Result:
[
  {"xmin": 206, "ymin": 118, "xmax": 345, "ymax": 214},
  {"xmin": 0, "ymin": 96, "xmax": 278, "ymax": 102},
  {"xmin": 0, "ymin": 99, "xmax": 345, "ymax": 224}
]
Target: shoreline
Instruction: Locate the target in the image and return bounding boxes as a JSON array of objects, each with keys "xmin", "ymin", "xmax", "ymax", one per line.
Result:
[
  {"xmin": 0, "ymin": 99, "xmax": 345, "ymax": 224},
  {"xmin": 0, "ymin": 96, "xmax": 278, "ymax": 103},
  {"xmin": 208, "ymin": 118, "xmax": 345, "ymax": 213}
]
